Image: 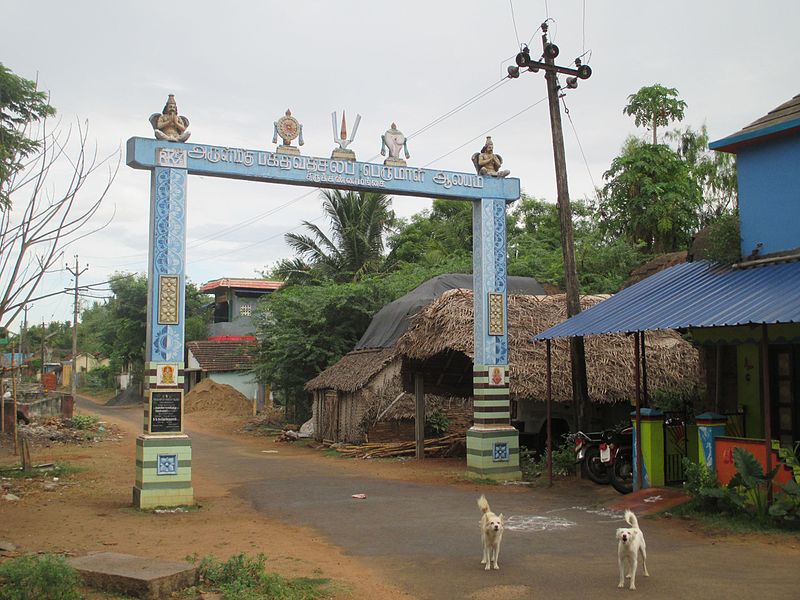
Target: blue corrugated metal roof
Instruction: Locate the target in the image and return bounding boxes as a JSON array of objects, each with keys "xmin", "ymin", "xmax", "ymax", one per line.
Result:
[{"xmin": 534, "ymin": 260, "xmax": 800, "ymax": 340}]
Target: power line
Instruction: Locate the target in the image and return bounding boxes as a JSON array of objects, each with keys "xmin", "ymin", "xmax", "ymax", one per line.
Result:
[
  {"xmin": 509, "ymin": 0, "xmax": 521, "ymax": 47},
  {"xmin": 561, "ymin": 95, "xmax": 601, "ymax": 202},
  {"xmin": 424, "ymin": 97, "xmax": 548, "ymax": 168}
]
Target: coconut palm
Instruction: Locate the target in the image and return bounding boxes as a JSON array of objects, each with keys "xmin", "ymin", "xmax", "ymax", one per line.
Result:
[{"xmin": 283, "ymin": 189, "xmax": 394, "ymax": 282}]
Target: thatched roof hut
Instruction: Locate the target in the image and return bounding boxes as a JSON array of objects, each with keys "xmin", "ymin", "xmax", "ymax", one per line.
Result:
[
  {"xmin": 305, "ymin": 347, "xmax": 472, "ymax": 443},
  {"xmin": 395, "ymin": 289, "xmax": 699, "ymax": 403}
]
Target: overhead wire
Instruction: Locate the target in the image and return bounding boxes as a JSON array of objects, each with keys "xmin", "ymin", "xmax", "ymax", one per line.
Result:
[
  {"xmin": 561, "ymin": 95, "xmax": 601, "ymax": 204},
  {"xmin": 509, "ymin": 0, "xmax": 521, "ymax": 47},
  {"xmin": 424, "ymin": 96, "xmax": 548, "ymax": 168}
]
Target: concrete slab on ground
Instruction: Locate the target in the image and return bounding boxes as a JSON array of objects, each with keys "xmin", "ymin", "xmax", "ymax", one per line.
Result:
[
  {"xmin": 609, "ymin": 486, "xmax": 690, "ymax": 516},
  {"xmin": 67, "ymin": 551, "xmax": 197, "ymax": 599}
]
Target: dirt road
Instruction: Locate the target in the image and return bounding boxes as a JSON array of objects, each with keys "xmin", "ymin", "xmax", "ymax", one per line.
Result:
[{"xmin": 2, "ymin": 397, "xmax": 800, "ymax": 599}]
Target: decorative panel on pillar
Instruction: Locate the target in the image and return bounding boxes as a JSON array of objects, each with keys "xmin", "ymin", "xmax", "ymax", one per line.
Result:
[{"xmin": 147, "ymin": 157, "xmax": 187, "ymax": 366}]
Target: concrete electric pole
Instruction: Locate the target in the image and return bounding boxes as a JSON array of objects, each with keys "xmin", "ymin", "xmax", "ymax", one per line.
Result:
[{"xmin": 66, "ymin": 255, "xmax": 88, "ymax": 399}]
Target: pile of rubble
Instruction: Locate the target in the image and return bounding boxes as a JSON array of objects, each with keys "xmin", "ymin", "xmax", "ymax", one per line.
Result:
[{"xmin": 15, "ymin": 416, "xmax": 123, "ymax": 446}]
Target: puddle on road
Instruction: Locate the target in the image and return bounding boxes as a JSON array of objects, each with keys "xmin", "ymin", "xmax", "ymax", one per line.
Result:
[{"xmin": 504, "ymin": 514, "xmax": 576, "ymax": 532}]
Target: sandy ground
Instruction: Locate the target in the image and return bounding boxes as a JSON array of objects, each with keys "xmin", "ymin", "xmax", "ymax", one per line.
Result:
[
  {"xmin": 2, "ymin": 397, "xmax": 800, "ymax": 600},
  {"xmin": 0, "ymin": 399, "xmax": 473, "ymax": 599}
]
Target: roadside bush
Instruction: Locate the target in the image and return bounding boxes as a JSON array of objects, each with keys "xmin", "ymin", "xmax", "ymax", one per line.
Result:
[
  {"xmin": 189, "ymin": 553, "xmax": 330, "ymax": 600},
  {"xmin": 682, "ymin": 458, "xmax": 722, "ymax": 509},
  {"xmin": 0, "ymin": 553, "xmax": 82, "ymax": 600},
  {"xmin": 83, "ymin": 365, "xmax": 114, "ymax": 390},
  {"xmin": 683, "ymin": 449, "xmax": 800, "ymax": 526},
  {"xmin": 70, "ymin": 414, "xmax": 100, "ymax": 430},
  {"xmin": 520, "ymin": 440, "xmax": 575, "ymax": 480},
  {"xmin": 424, "ymin": 410, "xmax": 449, "ymax": 437}
]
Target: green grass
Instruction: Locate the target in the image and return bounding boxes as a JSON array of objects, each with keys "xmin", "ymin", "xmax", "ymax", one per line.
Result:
[
  {"xmin": 0, "ymin": 553, "xmax": 82, "ymax": 600},
  {"xmin": 661, "ymin": 502, "xmax": 800, "ymax": 538},
  {"xmin": 184, "ymin": 553, "xmax": 332, "ymax": 600},
  {"xmin": 0, "ymin": 461, "xmax": 81, "ymax": 479}
]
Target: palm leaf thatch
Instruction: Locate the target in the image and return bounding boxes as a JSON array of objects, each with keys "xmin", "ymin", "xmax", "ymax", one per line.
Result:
[
  {"xmin": 395, "ymin": 289, "xmax": 699, "ymax": 403},
  {"xmin": 305, "ymin": 347, "xmax": 396, "ymax": 393}
]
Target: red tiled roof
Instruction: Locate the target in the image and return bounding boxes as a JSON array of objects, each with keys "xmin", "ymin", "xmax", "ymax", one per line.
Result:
[
  {"xmin": 200, "ymin": 278, "xmax": 283, "ymax": 294},
  {"xmin": 187, "ymin": 340, "xmax": 258, "ymax": 372}
]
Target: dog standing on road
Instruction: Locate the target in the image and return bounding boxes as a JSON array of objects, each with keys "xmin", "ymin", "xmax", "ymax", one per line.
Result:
[
  {"xmin": 478, "ymin": 494, "xmax": 504, "ymax": 571},
  {"xmin": 616, "ymin": 509, "xmax": 649, "ymax": 590}
]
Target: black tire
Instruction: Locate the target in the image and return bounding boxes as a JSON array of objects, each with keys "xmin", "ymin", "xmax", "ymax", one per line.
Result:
[
  {"xmin": 611, "ymin": 448, "xmax": 634, "ymax": 494},
  {"xmin": 583, "ymin": 446, "xmax": 611, "ymax": 485}
]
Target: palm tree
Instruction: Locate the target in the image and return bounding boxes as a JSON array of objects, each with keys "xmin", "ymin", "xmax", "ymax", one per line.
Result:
[{"xmin": 284, "ymin": 189, "xmax": 394, "ymax": 282}]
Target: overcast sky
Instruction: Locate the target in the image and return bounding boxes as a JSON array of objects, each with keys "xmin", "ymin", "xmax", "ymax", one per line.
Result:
[{"xmin": 3, "ymin": 0, "xmax": 799, "ymax": 331}]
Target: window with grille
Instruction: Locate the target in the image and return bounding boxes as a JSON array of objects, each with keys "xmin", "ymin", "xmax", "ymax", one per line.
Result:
[{"xmin": 240, "ymin": 303, "xmax": 252, "ymax": 317}]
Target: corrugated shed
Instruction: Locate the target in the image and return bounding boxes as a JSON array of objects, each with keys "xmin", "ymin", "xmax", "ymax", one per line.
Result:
[
  {"xmin": 187, "ymin": 340, "xmax": 257, "ymax": 371},
  {"xmin": 535, "ymin": 260, "xmax": 800, "ymax": 340}
]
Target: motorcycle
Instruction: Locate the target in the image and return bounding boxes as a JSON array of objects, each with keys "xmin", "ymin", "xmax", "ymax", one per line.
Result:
[
  {"xmin": 572, "ymin": 430, "xmax": 610, "ymax": 485},
  {"xmin": 598, "ymin": 426, "xmax": 634, "ymax": 494}
]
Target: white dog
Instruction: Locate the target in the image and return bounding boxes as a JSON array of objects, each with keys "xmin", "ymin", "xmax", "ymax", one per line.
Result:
[
  {"xmin": 477, "ymin": 494, "xmax": 504, "ymax": 571},
  {"xmin": 616, "ymin": 509, "xmax": 649, "ymax": 590}
]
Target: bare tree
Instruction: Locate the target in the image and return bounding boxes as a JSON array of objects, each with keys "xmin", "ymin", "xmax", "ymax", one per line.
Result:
[{"xmin": 0, "ymin": 117, "xmax": 119, "ymax": 329}]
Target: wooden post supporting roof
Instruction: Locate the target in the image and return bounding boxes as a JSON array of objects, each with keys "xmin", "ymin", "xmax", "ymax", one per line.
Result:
[{"xmin": 415, "ymin": 372, "xmax": 425, "ymax": 460}]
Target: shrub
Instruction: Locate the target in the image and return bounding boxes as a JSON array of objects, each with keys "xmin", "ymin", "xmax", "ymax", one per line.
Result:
[
  {"xmin": 70, "ymin": 414, "xmax": 99, "ymax": 430},
  {"xmin": 682, "ymin": 458, "xmax": 718, "ymax": 497},
  {"xmin": 190, "ymin": 553, "xmax": 330, "ymax": 600},
  {"xmin": 0, "ymin": 554, "xmax": 82, "ymax": 600},
  {"xmin": 424, "ymin": 410, "xmax": 449, "ymax": 437},
  {"xmin": 520, "ymin": 440, "xmax": 575, "ymax": 480}
]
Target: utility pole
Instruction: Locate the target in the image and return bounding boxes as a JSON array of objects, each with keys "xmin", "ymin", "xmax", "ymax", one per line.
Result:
[
  {"xmin": 508, "ymin": 22, "xmax": 593, "ymax": 430},
  {"xmin": 21, "ymin": 305, "xmax": 28, "ymax": 356},
  {"xmin": 66, "ymin": 255, "xmax": 88, "ymax": 399}
]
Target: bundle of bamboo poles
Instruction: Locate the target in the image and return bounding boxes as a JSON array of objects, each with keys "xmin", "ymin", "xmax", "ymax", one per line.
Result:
[{"xmin": 333, "ymin": 432, "xmax": 464, "ymax": 459}]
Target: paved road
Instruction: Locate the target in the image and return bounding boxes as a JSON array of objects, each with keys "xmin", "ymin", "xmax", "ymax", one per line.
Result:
[{"xmin": 80, "ymin": 398, "xmax": 800, "ymax": 600}]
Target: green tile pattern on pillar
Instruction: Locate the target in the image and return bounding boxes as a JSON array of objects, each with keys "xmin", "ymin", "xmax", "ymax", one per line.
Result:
[
  {"xmin": 133, "ymin": 434, "xmax": 194, "ymax": 509},
  {"xmin": 466, "ymin": 428, "xmax": 521, "ymax": 480}
]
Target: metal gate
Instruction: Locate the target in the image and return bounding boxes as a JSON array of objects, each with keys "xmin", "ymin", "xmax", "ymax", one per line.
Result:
[{"xmin": 664, "ymin": 410, "xmax": 691, "ymax": 485}]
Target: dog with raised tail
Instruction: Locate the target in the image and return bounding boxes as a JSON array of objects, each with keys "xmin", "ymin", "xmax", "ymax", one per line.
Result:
[
  {"xmin": 616, "ymin": 509, "xmax": 649, "ymax": 590},
  {"xmin": 477, "ymin": 494, "xmax": 504, "ymax": 571}
]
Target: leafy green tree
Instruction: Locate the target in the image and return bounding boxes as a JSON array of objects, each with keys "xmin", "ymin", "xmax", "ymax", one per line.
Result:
[
  {"xmin": 669, "ymin": 124, "xmax": 738, "ymax": 222},
  {"xmin": 252, "ymin": 264, "xmax": 447, "ymax": 421},
  {"xmin": 79, "ymin": 274, "xmax": 207, "ymax": 378},
  {"xmin": 508, "ymin": 196, "xmax": 643, "ymax": 293},
  {"xmin": 599, "ymin": 137, "xmax": 703, "ymax": 253},
  {"xmin": 623, "ymin": 84, "xmax": 687, "ymax": 144},
  {"xmin": 282, "ymin": 189, "xmax": 395, "ymax": 282},
  {"xmin": 25, "ymin": 321, "xmax": 72, "ymax": 366},
  {"xmin": 0, "ymin": 63, "xmax": 55, "ymax": 210},
  {"xmin": 385, "ymin": 199, "xmax": 473, "ymax": 269}
]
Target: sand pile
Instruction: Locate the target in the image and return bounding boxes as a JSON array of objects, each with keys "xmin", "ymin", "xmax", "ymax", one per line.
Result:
[{"xmin": 184, "ymin": 379, "xmax": 253, "ymax": 416}]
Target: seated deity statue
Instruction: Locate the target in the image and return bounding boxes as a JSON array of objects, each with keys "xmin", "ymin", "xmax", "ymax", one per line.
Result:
[
  {"xmin": 472, "ymin": 136, "xmax": 510, "ymax": 178},
  {"xmin": 149, "ymin": 95, "xmax": 191, "ymax": 142}
]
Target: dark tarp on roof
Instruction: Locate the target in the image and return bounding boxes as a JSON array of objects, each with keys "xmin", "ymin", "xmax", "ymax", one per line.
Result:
[
  {"xmin": 534, "ymin": 260, "xmax": 800, "ymax": 340},
  {"xmin": 356, "ymin": 273, "xmax": 545, "ymax": 349}
]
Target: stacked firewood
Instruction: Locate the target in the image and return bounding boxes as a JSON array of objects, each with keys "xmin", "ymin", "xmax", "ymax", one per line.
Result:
[{"xmin": 332, "ymin": 432, "xmax": 465, "ymax": 459}]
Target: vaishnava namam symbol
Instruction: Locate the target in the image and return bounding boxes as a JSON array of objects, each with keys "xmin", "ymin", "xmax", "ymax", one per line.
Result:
[{"xmin": 331, "ymin": 110, "xmax": 361, "ymax": 161}]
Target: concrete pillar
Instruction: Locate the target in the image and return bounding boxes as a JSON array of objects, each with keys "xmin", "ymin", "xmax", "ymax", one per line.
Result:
[
  {"xmin": 696, "ymin": 412, "xmax": 727, "ymax": 471},
  {"xmin": 134, "ymin": 150, "xmax": 193, "ymax": 509},
  {"xmin": 632, "ymin": 408, "xmax": 665, "ymax": 489},
  {"xmin": 466, "ymin": 198, "xmax": 520, "ymax": 481}
]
